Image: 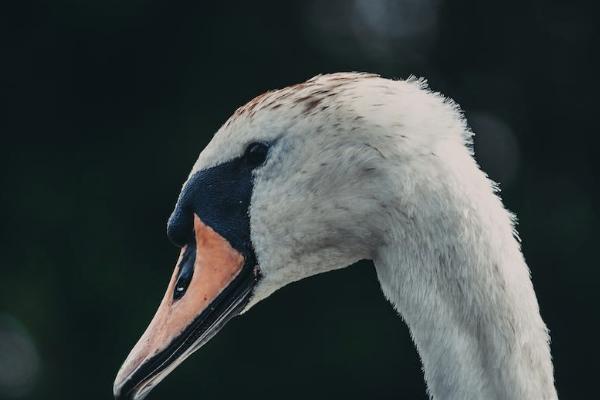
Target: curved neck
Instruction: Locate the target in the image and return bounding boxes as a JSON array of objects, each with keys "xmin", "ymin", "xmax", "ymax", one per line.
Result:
[{"xmin": 372, "ymin": 163, "xmax": 557, "ymax": 399}]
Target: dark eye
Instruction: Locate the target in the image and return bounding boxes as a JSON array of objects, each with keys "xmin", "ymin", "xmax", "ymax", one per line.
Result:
[{"xmin": 245, "ymin": 142, "xmax": 269, "ymax": 167}]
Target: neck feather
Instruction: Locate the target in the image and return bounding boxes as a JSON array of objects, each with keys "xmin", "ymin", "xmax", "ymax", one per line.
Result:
[{"xmin": 372, "ymin": 154, "xmax": 557, "ymax": 400}]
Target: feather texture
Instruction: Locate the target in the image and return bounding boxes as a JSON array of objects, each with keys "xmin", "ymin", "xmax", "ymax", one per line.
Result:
[{"xmin": 189, "ymin": 73, "xmax": 557, "ymax": 399}]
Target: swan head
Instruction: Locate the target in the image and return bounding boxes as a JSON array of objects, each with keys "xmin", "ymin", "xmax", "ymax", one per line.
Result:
[{"xmin": 113, "ymin": 72, "xmax": 472, "ymax": 399}]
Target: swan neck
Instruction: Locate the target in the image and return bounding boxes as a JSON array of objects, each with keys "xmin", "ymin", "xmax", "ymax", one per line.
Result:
[{"xmin": 373, "ymin": 184, "xmax": 557, "ymax": 399}]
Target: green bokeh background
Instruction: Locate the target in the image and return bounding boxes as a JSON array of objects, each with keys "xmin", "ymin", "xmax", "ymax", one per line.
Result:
[{"xmin": 1, "ymin": 1, "xmax": 598, "ymax": 399}]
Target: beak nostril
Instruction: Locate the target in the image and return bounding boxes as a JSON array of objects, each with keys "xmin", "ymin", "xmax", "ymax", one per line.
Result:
[{"xmin": 173, "ymin": 242, "xmax": 196, "ymax": 301}]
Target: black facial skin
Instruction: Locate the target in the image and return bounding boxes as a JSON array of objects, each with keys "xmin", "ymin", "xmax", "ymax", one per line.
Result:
[
  {"xmin": 168, "ymin": 142, "xmax": 269, "ymax": 250},
  {"xmin": 114, "ymin": 143, "xmax": 269, "ymax": 400},
  {"xmin": 167, "ymin": 159, "xmax": 253, "ymax": 301},
  {"xmin": 167, "ymin": 142, "xmax": 269, "ymax": 299}
]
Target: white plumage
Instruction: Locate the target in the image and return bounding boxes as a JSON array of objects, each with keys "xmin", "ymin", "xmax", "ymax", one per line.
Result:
[{"xmin": 190, "ymin": 73, "xmax": 557, "ymax": 399}]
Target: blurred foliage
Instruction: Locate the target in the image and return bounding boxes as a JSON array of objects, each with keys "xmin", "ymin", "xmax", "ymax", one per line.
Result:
[{"xmin": 0, "ymin": 0, "xmax": 598, "ymax": 399}]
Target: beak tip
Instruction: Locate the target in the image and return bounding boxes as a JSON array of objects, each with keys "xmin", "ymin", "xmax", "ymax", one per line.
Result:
[
  {"xmin": 113, "ymin": 372, "xmax": 131, "ymax": 400},
  {"xmin": 113, "ymin": 381, "xmax": 124, "ymax": 400},
  {"xmin": 113, "ymin": 386, "xmax": 133, "ymax": 400}
]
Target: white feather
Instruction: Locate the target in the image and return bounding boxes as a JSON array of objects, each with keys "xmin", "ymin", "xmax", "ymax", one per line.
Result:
[{"xmin": 190, "ymin": 73, "xmax": 557, "ymax": 400}]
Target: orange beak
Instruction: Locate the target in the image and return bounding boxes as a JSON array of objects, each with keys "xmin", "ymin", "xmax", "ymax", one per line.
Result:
[{"xmin": 113, "ymin": 214, "xmax": 257, "ymax": 400}]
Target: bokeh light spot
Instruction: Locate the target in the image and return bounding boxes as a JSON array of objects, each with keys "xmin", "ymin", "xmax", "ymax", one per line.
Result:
[{"xmin": 0, "ymin": 315, "xmax": 40, "ymax": 399}]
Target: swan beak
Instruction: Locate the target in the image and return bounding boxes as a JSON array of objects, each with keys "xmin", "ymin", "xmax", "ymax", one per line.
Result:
[{"xmin": 113, "ymin": 214, "xmax": 257, "ymax": 400}]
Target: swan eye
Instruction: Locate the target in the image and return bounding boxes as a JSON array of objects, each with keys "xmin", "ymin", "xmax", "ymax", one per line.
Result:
[{"xmin": 245, "ymin": 142, "xmax": 269, "ymax": 167}]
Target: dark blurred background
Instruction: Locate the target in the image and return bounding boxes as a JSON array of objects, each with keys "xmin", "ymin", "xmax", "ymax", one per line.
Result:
[{"xmin": 1, "ymin": 0, "xmax": 598, "ymax": 399}]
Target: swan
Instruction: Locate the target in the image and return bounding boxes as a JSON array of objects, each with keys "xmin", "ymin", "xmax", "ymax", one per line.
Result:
[{"xmin": 113, "ymin": 72, "xmax": 557, "ymax": 400}]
